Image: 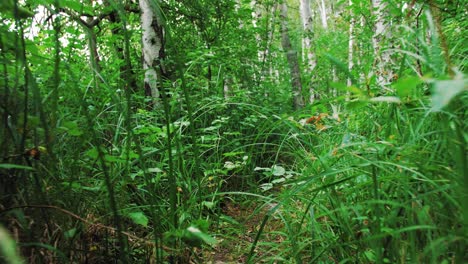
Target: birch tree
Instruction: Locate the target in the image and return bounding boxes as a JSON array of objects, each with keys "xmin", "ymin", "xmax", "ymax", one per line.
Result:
[
  {"xmin": 251, "ymin": 0, "xmax": 264, "ymax": 65},
  {"xmin": 372, "ymin": 0, "xmax": 391, "ymax": 86},
  {"xmin": 139, "ymin": 0, "xmax": 164, "ymax": 102},
  {"xmin": 280, "ymin": 3, "xmax": 304, "ymax": 109},
  {"xmin": 347, "ymin": 0, "xmax": 355, "ymax": 89},
  {"xmin": 299, "ymin": 0, "xmax": 317, "ymax": 103},
  {"xmin": 318, "ymin": 0, "xmax": 328, "ymax": 29}
]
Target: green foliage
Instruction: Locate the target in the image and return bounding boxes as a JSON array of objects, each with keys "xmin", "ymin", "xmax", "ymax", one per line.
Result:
[
  {"xmin": 0, "ymin": 0, "xmax": 466, "ymax": 263},
  {"xmin": 0, "ymin": 0, "xmax": 34, "ymax": 19},
  {"xmin": 0, "ymin": 225, "xmax": 24, "ymax": 264}
]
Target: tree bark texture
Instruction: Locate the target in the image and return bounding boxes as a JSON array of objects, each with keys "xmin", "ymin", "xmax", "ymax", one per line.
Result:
[
  {"xmin": 139, "ymin": 0, "xmax": 164, "ymax": 101},
  {"xmin": 280, "ymin": 3, "xmax": 304, "ymax": 109},
  {"xmin": 299, "ymin": 0, "xmax": 316, "ymax": 103},
  {"xmin": 318, "ymin": 0, "xmax": 328, "ymax": 29},
  {"xmin": 347, "ymin": 0, "xmax": 355, "ymax": 89},
  {"xmin": 372, "ymin": 0, "xmax": 391, "ymax": 86}
]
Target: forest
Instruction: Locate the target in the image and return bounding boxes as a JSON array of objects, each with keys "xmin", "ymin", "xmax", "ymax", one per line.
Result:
[{"xmin": 0, "ymin": 0, "xmax": 466, "ymax": 263}]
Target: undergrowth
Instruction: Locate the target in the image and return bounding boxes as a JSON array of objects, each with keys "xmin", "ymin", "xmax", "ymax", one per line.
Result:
[{"xmin": 0, "ymin": 1, "xmax": 466, "ymax": 263}]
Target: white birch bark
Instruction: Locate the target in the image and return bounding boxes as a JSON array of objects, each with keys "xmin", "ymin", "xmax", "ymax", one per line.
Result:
[
  {"xmin": 372, "ymin": 0, "xmax": 391, "ymax": 86},
  {"xmin": 318, "ymin": 0, "xmax": 328, "ymax": 29},
  {"xmin": 250, "ymin": 0, "xmax": 263, "ymax": 61},
  {"xmin": 250, "ymin": 0, "xmax": 263, "ymax": 83},
  {"xmin": 347, "ymin": 0, "xmax": 354, "ymax": 89},
  {"xmin": 139, "ymin": 0, "xmax": 163, "ymax": 101},
  {"xmin": 300, "ymin": 0, "xmax": 317, "ymax": 103}
]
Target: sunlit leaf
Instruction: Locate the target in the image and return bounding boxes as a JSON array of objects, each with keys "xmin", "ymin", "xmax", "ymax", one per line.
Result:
[
  {"xmin": 147, "ymin": 167, "xmax": 163, "ymax": 173},
  {"xmin": 431, "ymin": 75, "xmax": 467, "ymax": 112},
  {"xmin": 272, "ymin": 177, "xmax": 286, "ymax": 184},
  {"xmin": 271, "ymin": 165, "xmax": 286, "ymax": 176},
  {"xmin": 127, "ymin": 212, "xmax": 149, "ymax": 227},
  {"xmin": 202, "ymin": 201, "xmax": 215, "ymax": 209},
  {"xmin": 185, "ymin": 226, "xmax": 217, "ymax": 246},
  {"xmin": 260, "ymin": 183, "xmax": 273, "ymax": 191},
  {"xmin": 224, "ymin": 161, "xmax": 241, "ymax": 170},
  {"xmin": 369, "ymin": 96, "xmax": 401, "ymax": 103}
]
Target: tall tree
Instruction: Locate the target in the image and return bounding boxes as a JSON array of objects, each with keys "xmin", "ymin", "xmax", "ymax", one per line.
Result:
[
  {"xmin": 318, "ymin": 0, "xmax": 328, "ymax": 29},
  {"xmin": 139, "ymin": 0, "xmax": 164, "ymax": 103},
  {"xmin": 299, "ymin": 0, "xmax": 317, "ymax": 103},
  {"xmin": 347, "ymin": 0, "xmax": 355, "ymax": 90},
  {"xmin": 280, "ymin": 3, "xmax": 304, "ymax": 109},
  {"xmin": 250, "ymin": 0, "xmax": 263, "ymax": 83},
  {"xmin": 371, "ymin": 0, "xmax": 391, "ymax": 86}
]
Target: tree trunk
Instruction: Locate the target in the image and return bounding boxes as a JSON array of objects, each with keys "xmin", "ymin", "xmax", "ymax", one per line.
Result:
[
  {"xmin": 250, "ymin": 0, "xmax": 263, "ymax": 84},
  {"xmin": 85, "ymin": 20, "xmax": 101, "ymax": 74},
  {"xmin": 280, "ymin": 3, "xmax": 304, "ymax": 109},
  {"xmin": 318, "ymin": 0, "xmax": 328, "ymax": 29},
  {"xmin": 139, "ymin": 0, "xmax": 164, "ymax": 103},
  {"xmin": 107, "ymin": 7, "xmax": 138, "ymax": 92},
  {"xmin": 299, "ymin": 0, "xmax": 317, "ymax": 103},
  {"xmin": 347, "ymin": 0, "xmax": 355, "ymax": 100},
  {"xmin": 372, "ymin": 0, "xmax": 391, "ymax": 87}
]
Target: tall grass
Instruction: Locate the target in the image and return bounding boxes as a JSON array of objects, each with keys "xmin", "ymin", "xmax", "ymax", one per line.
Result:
[{"xmin": 1, "ymin": 1, "xmax": 466, "ymax": 263}]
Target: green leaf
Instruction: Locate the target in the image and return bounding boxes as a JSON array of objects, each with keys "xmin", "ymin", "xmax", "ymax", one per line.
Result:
[
  {"xmin": 393, "ymin": 76, "xmax": 421, "ymax": 97},
  {"xmin": 0, "ymin": 164, "xmax": 34, "ymax": 170},
  {"xmin": 64, "ymin": 228, "xmax": 78, "ymax": 239},
  {"xmin": 219, "ymin": 215, "xmax": 239, "ymax": 225},
  {"xmin": 271, "ymin": 165, "xmax": 285, "ymax": 176},
  {"xmin": 369, "ymin": 96, "xmax": 401, "ymax": 103},
  {"xmin": 364, "ymin": 249, "xmax": 376, "ymax": 261},
  {"xmin": 127, "ymin": 211, "xmax": 149, "ymax": 227},
  {"xmin": 202, "ymin": 201, "xmax": 215, "ymax": 209},
  {"xmin": 63, "ymin": 182, "xmax": 101, "ymax": 192},
  {"xmin": 347, "ymin": 85, "xmax": 365, "ymax": 97},
  {"xmin": 147, "ymin": 167, "xmax": 163, "ymax": 173},
  {"xmin": 272, "ymin": 177, "xmax": 286, "ymax": 184},
  {"xmin": 0, "ymin": 225, "xmax": 24, "ymax": 264},
  {"xmin": 184, "ymin": 226, "xmax": 217, "ymax": 246},
  {"xmin": 104, "ymin": 154, "xmax": 125, "ymax": 163},
  {"xmin": 431, "ymin": 75, "xmax": 467, "ymax": 112},
  {"xmin": 223, "ymin": 151, "xmax": 245, "ymax": 157},
  {"xmin": 85, "ymin": 147, "xmax": 98, "ymax": 159},
  {"xmin": 60, "ymin": 0, "xmax": 94, "ymax": 14},
  {"xmin": 61, "ymin": 121, "xmax": 83, "ymax": 136},
  {"xmin": 330, "ymin": 82, "xmax": 348, "ymax": 91},
  {"xmin": 0, "ymin": 0, "xmax": 34, "ymax": 19},
  {"xmin": 346, "ymin": 100, "xmax": 367, "ymax": 109},
  {"xmin": 324, "ymin": 53, "xmax": 357, "ymax": 84},
  {"xmin": 260, "ymin": 183, "xmax": 273, "ymax": 191},
  {"xmin": 224, "ymin": 161, "xmax": 241, "ymax": 170}
]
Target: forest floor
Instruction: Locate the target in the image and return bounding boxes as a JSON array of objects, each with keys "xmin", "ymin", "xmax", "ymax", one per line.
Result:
[{"xmin": 203, "ymin": 200, "xmax": 286, "ymax": 264}]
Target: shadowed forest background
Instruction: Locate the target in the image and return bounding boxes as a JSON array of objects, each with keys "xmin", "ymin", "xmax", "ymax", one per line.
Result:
[{"xmin": 0, "ymin": 0, "xmax": 466, "ymax": 263}]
